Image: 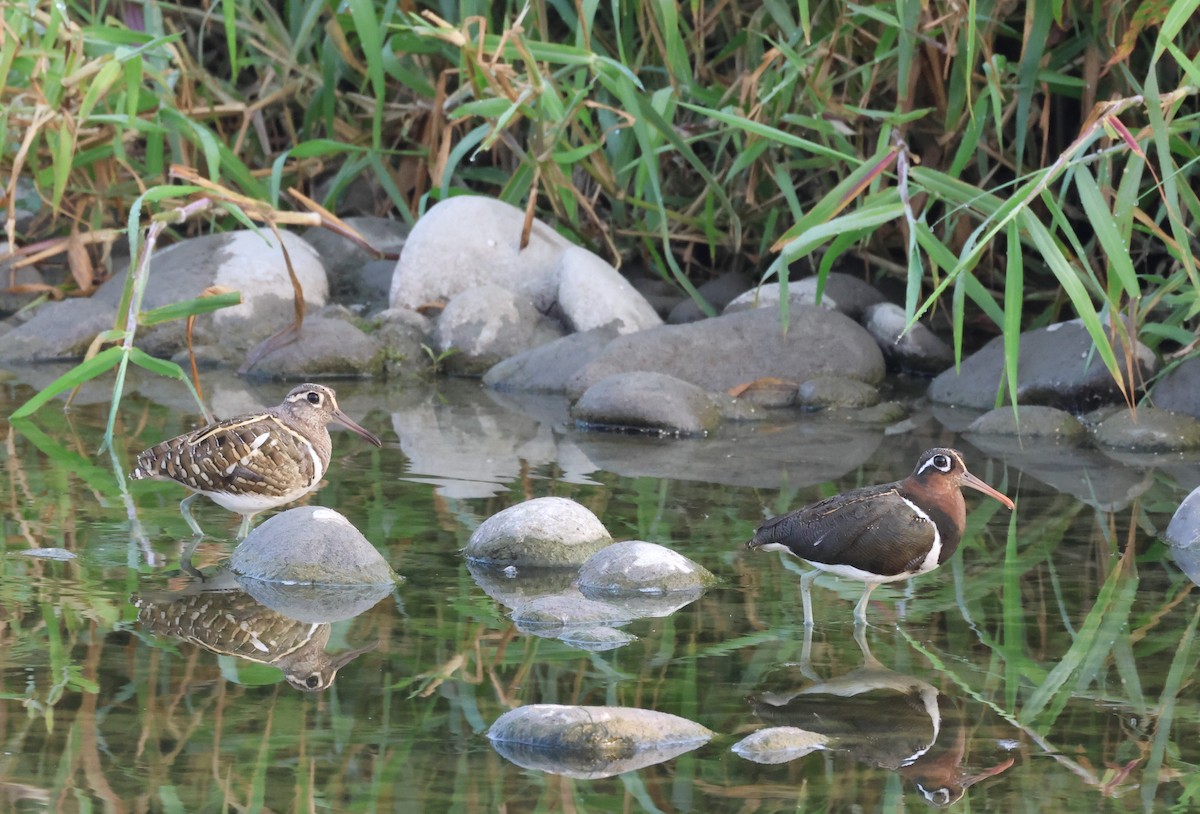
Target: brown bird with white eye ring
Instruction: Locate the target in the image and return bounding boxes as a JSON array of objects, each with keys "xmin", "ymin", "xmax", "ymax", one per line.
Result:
[
  {"xmin": 131, "ymin": 383, "xmax": 382, "ymax": 541},
  {"xmin": 746, "ymin": 448, "xmax": 1014, "ymax": 625}
]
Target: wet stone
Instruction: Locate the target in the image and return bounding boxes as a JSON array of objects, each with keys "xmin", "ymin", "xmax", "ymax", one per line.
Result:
[
  {"xmin": 230, "ymin": 506, "xmax": 398, "ymax": 585},
  {"xmin": 1093, "ymin": 408, "xmax": 1200, "ymax": 452},
  {"xmin": 487, "ymin": 704, "xmax": 714, "ymax": 780},
  {"xmin": 796, "ymin": 376, "xmax": 881, "ymax": 410},
  {"xmin": 847, "ymin": 400, "xmax": 908, "ymax": 424},
  {"xmin": 572, "ymin": 371, "xmax": 722, "ymax": 435},
  {"xmin": 731, "ymin": 726, "xmax": 830, "ymax": 764},
  {"xmin": 966, "ymin": 406, "xmax": 1087, "ymax": 443},
  {"xmin": 464, "ymin": 496, "xmax": 612, "ymax": 567},
  {"xmin": 577, "ymin": 540, "xmax": 715, "ymax": 595},
  {"xmin": 510, "ymin": 589, "xmax": 634, "ymax": 631}
]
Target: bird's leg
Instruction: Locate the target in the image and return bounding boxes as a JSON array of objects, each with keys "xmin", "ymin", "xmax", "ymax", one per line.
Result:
[
  {"xmin": 800, "ymin": 570, "xmax": 819, "ymax": 627},
  {"xmin": 853, "ymin": 621, "xmax": 882, "ymax": 669},
  {"xmin": 179, "ymin": 536, "xmax": 205, "ymax": 580},
  {"xmin": 179, "ymin": 493, "xmax": 204, "ymax": 537},
  {"xmin": 854, "ymin": 582, "xmax": 879, "ymax": 626},
  {"xmin": 236, "ymin": 513, "xmax": 255, "ymax": 541}
]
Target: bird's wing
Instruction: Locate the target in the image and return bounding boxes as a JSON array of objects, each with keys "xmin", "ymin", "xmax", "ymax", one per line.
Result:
[{"xmin": 749, "ymin": 485, "xmax": 937, "ymax": 576}]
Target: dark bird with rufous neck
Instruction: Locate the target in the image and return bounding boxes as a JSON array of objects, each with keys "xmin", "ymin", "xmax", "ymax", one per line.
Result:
[{"xmin": 746, "ymin": 448, "xmax": 1014, "ymax": 625}]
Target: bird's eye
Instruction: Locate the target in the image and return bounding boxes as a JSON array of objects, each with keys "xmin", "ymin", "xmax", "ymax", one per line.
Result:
[
  {"xmin": 305, "ymin": 675, "xmax": 320, "ymax": 688},
  {"xmin": 306, "ymin": 391, "xmax": 321, "ymax": 405},
  {"xmin": 933, "ymin": 454, "xmax": 950, "ymax": 471}
]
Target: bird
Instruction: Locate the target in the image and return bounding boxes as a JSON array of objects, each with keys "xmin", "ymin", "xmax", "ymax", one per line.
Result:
[
  {"xmin": 131, "ymin": 383, "xmax": 382, "ymax": 541},
  {"xmin": 746, "ymin": 448, "xmax": 1014, "ymax": 625}
]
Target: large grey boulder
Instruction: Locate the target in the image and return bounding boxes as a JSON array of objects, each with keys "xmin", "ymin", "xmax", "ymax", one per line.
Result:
[
  {"xmin": 1153, "ymin": 356, "xmax": 1200, "ymax": 420},
  {"xmin": 432, "ymin": 284, "xmax": 566, "ymax": 376},
  {"xmin": 483, "ymin": 326, "xmax": 619, "ymax": 393},
  {"xmin": 389, "ymin": 196, "xmax": 571, "ymax": 313},
  {"xmin": 572, "ymin": 372, "xmax": 723, "ymax": 435},
  {"xmin": 463, "ymin": 496, "xmax": 612, "ymax": 567},
  {"xmin": 0, "ymin": 229, "xmax": 328, "ymax": 364},
  {"xmin": 555, "ymin": 247, "xmax": 662, "ymax": 334},
  {"xmin": 930, "ymin": 321, "xmax": 1157, "ymax": 410},
  {"xmin": 565, "ymin": 306, "xmax": 885, "ymax": 399}
]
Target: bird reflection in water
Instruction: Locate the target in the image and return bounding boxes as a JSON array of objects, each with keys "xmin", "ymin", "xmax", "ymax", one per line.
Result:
[
  {"xmin": 133, "ymin": 571, "xmax": 378, "ymax": 692},
  {"xmin": 736, "ymin": 627, "xmax": 1015, "ymax": 807}
]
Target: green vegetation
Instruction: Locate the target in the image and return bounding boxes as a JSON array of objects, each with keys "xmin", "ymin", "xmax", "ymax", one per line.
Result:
[{"xmin": 2, "ymin": 0, "xmax": 1198, "ymax": 424}]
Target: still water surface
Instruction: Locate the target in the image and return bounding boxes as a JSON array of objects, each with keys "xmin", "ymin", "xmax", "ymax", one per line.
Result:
[{"xmin": 1, "ymin": 373, "xmax": 1198, "ymax": 812}]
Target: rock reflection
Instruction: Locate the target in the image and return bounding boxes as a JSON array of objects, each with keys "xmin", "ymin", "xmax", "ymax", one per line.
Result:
[
  {"xmin": 487, "ymin": 704, "xmax": 713, "ymax": 779},
  {"xmin": 133, "ymin": 569, "xmax": 382, "ymax": 691},
  {"xmin": 734, "ymin": 628, "xmax": 1015, "ymax": 807},
  {"xmin": 1165, "ymin": 485, "xmax": 1200, "ymax": 585}
]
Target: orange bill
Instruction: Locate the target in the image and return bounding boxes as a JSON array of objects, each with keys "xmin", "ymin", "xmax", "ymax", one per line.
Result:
[{"xmin": 961, "ymin": 471, "xmax": 1015, "ymax": 510}]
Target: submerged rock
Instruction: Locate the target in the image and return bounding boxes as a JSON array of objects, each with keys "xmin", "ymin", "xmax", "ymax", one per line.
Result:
[
  {"xmin": 487, "ymin": 704, "xmax": 713, "ymax": 779},
  {"xmin": 463, "ymin": 496, "xmax": 612, "ymax": 567},
  {"xmin": 796, "ymin": 377, "xmax": 881, "ymax": 410}
]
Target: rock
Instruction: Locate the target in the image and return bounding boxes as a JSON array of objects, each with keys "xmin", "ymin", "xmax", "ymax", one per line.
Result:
[
  {"xmin": 627, "ymin": 274, "xmax": 684, "ymax": 318},
  {"xmin": 389, "ymin": 196, "xmax": 571, "ymax": 313},
  {"xmin": 555, "ymin": 247, "xmax": 662, "ymax": 334},
  {"xmin": 1153, "ymin": 357, "xmax": 1200, "ymax": 420},
  {"xmin": 572, "ymin": 372, "xmax": 723, "ymax": 435},
  {"xmin": 668, "ymin": 271, "xmax": 753, "ymax": 323},
  {"xmin": 566, "ymin": 307, "xmax": 885, "ymax": 400},
  {"xmin": 1166, "ymin": 486, "xmax": 1200, "ymax": 586},
  {"xmin": 578, "ymin": 540, "xmax": 715, "ymax": 595},
  {"xmin": 849, "ymin": 400, "xmax": 909, "ymax": 424},
  {"xmin": 0, "ymin": 229, "xmax": 329, "ymax": 364},
  {"xmin": 965, "ymin": 406, "xmax": 1087, "ymax": 442},
  {"xmin": 968, "ymin": 435, "xmax": 1154, "ymax": 511},
  {"xmin": 793, "ymin": 272, "xmax": 887, "ymax": 320},
  {"xmin": 13, "ymin": 548, "xmax": 76, "ymax": 560},
  {"xmin": 466, "ymin": 561, "xmax": 577, "ymax": 610},
  {"xmin": 433, "ymin": 284, "xmax": 566, "ymax": 376},
  {"xmin": 732, "ymin": 727, "xmax": 830, "ymax": 764},
  {"xmin": 796, "ymin": 377, "xmax": 881, "ymax": 410},
  {"xmin": 303, "ymin": 217, "xmax": 408, "ymax": 311},
  {"xmin": 463, "ymin": 496, "xmax": 612, "ymax": 567},
  {"xmin": 511, "ymin": 588, "xmax": 636, "ymax": 630},
  {"xmin": 723, "ymin": 282, "xmax": 838, "ymax": 315},
  {"xmin": 373, "ymin": 307, "xmax": 435, "ymax": 378},
  {"xmin": 483, "ymin": 326, "xmax": 619, "ymax": 393},
  {"xmin": 0, "ymin": 261, "xmax": 45, "ymax": 317},
  {"xmin": 239, "ymin": 312, "xmax": 385, "ymax": 379},
  {"xmin": 1165, "ymin": 486, "xmax": 1200, "ymax": 549},
  {"xmin": 1093, "ymin": 408, "xmax": 1200, "ymax": 451},
  {"xmin": 235, "ymin": 577, "xmax": 395, "ymax": 624},
  {"xmin": 929, "ymin": 321, "xmax": 1157, "ymax": 410},
  {"xmin": 230, "ymin": 507, "xmax": 399, "ymax": 585},
  {"xmin": 862, "ymin": 302, "xmax": 954, "ymax": 375},
  {"xmin": 487, "ymin": 705, "xmax": 714, "ymax": 779}
]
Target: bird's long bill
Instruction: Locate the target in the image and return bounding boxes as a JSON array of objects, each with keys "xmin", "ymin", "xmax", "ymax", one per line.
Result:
[
  {"xmin": 333, "ymin": 408, "xmax": 383, "ymax": 447},
  {"xmin": 961, "ymin": 471, "xmax": 1015, "ymax": 510}
]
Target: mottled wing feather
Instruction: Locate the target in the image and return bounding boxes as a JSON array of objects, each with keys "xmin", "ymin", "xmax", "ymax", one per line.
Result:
[
  {"xmin": 750, "ymin": 484, "xmax": 936, "ymax": 577},
  {"xmin": 134, "ymin": 415, "xmax": 316, "ymax": 497}
]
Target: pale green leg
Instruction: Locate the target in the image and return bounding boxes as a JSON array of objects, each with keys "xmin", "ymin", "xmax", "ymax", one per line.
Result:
[
  {"xmin": 800, "ymin": 570, "xmax": 819, "ymax": 627},
  {"xmin": 236, "ymin": 513, "xmax": 256, "ymax": 540},
  {"xmin": 854, "ymin": 583, "xmax": 880, "ymax": 626},
  {"xmin": 179, "ymin": 493, "xmax": 204, "ymax": 537}
]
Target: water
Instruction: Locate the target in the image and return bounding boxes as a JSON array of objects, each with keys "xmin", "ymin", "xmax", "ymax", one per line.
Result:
[{"xmin": 1, "ymin": 371, "xmax": 1198, "ymax": 812}]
